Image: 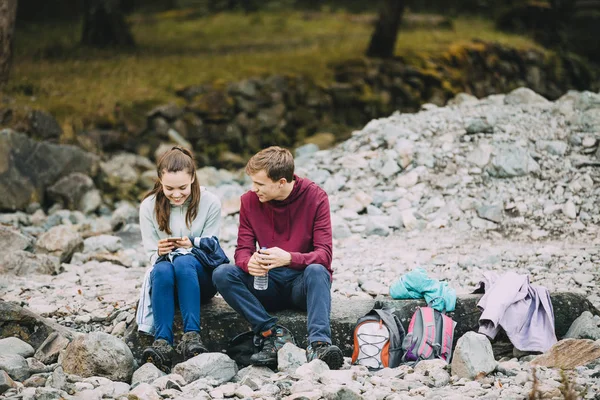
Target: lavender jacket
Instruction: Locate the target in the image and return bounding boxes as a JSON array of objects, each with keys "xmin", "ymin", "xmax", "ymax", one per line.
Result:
[{"xmin": 474, "ymin": 271, "xmax": 557, "ymax": 352}]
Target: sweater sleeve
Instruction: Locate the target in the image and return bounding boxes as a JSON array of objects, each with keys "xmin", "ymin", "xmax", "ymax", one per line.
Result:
[
  {"xmin": 200, "ymin": 193, "xmax": 221, "ymax": 238},
  {"xmin": 288, "ymin": 193, "xmax": 333, "ymax": 270},
  {"xmin": 139, "ymin": 199, "xmax": 160, "ymax": 265},
  {"xmin": 234, "ymin": 196, "xmax": 255, "ymax": 272}
]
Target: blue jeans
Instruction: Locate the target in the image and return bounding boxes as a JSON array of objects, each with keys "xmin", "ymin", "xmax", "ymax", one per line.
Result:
[
  {"xmin": 212, "ymin": 264, "xmax": 332, "ymax": 345},
  {"xmin": 151, "ymin": 255, "xmax": 217, "ymax": 344}
]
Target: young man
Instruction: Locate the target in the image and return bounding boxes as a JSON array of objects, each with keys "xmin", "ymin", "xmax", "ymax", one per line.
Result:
[{"xmin": 212, "ymin": 146, "xmax": 343, "ymax": 370}]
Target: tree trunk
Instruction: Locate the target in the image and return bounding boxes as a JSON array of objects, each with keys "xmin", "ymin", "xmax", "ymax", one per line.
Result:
[
  {"xmin": 0, "ymin": 0, "xmax": 18, "ymax": 88},
  {"xmin": 366, "ymin": 0, "xmax": 405, "ymax": 59},
  {"xmin": 81, "ymin": 0, "xmax": 135, "ymax": 48}
]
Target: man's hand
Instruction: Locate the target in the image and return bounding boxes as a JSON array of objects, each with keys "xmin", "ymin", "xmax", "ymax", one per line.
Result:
[
  {"xmin": 256, "ymin": 247, "xmax": 291, "ymax": 270},
  {"xmin": 247, "ymin": 252, "xmax": 268, "ymax": 277}
]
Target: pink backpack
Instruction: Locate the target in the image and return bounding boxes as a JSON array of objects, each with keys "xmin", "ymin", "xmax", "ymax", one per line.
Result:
[{"xmin": 401, "ymin": 306, "xmax": 456, "ymax": 365}]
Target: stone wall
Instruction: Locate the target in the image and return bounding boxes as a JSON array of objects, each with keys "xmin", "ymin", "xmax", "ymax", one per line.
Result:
[{"xmin": 134, "ymin": 41, "xmax": 599, "ymax": 168}]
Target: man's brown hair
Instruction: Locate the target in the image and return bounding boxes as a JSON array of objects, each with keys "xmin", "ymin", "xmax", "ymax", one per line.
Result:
[{"xmin": 246, "ymin": 146, "xmax": 294, "ymax": 182}]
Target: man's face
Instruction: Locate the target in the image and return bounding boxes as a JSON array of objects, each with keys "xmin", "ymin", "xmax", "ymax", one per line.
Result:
[{"xmin": 249, "ymin": 170, "xmax": 284, "ymax": 202}]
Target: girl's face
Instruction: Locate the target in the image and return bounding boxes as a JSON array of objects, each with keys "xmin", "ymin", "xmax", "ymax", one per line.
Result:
[{"xmin": 160, "ymin": 170, "xmax": 194, "ymax": 206}]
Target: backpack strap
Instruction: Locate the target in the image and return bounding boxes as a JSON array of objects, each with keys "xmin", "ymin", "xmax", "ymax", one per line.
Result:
[
  {"xmin": 440, "ymin": 314, "xmax": 455, "ymax": 362},
  {"xmin": 417, "ymin": 307, "xmax": 436, "ymax": 359}
]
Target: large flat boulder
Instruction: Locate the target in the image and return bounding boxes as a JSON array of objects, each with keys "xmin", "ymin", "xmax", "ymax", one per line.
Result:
[{"xmin": 124, "ymin": 292, "xmax": 598, "ymax": 363}]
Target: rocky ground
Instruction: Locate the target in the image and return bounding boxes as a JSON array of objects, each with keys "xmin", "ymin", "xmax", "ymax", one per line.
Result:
[{"xmin": 2, "ymin": 87, "xmax": 600, "ymax": 399}]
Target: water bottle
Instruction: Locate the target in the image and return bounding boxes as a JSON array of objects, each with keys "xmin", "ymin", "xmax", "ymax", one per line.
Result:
[{"xmin": 253, "ymin": 247, "xmax": 269, "ymax": 291}]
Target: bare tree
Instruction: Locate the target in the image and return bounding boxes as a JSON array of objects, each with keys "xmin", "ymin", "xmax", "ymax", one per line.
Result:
[
  {"xmin": 0, "ymin": 0, "xmax": 18, "ymax": 87},
  {"xmin": 366, "ymin": 0, "xmax": 406, "ymax": 59},
  {"xmin": 82, "ymin": 0, "xmax": 135, "ymax": 48}
]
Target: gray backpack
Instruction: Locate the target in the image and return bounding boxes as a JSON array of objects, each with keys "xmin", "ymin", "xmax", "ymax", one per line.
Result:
[
  {"xmin": 351, "ymin": 306, "xmax": 405, "ymax": 370},
  {"xmin": 401, "ymin": 306, "xmax": 457, "ymax": 365}
]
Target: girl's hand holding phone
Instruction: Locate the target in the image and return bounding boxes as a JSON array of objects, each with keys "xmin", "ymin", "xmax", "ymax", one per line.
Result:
[
  {"xmin": 157, "ymin": 238, "xmax": 175, "ymax": 256},
  {"xmin": 157, "ymin": 236, "xmax": 192, "ymax": 256}
]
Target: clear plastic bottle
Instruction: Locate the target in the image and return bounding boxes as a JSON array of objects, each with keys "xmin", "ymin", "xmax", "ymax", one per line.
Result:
[{"xmin": 253, "ymin": 247, "xmax": 269, "ymax": 291}]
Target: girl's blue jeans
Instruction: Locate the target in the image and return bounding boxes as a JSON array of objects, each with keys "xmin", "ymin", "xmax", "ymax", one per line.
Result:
[{"xmin": 151, "ymin": 255, "xmax": 216, "ymax": 344}]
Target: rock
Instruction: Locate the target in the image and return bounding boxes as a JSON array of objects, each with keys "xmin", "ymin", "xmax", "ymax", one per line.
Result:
[
  {"xmin": 278, "ymin": 343, "xmax": 307, "ymax": 373},
  {"xmin": 0, "ymin": 129, "xmax": 99, "ymax": 211},
  {"xmin": 46, "ymin": 173, "xmax": 97, "ymax": 212},
  {"xmin": 562, "ymin": 201, "xmax": 577, "ymax": 219},
  {"xmin": 0, "ymin": 225, "xmax": 32, "ymax": 253},
  {"xmin": 296, "ymin": 143, "xmax": 320, "ymax": 158},
  {"xmin": 34, "ymin": 332, "xmax": 71, "ymax": 365},
  {"xmin": 487, "ymin": 145, "xmax": 540, "ymax": 178},
  {"xmin": 131, "ymin": 363, "xmax": 166, "ymax": 388},
  {"xmin": 46, "ymin": 366, "xmax": 67, "ymax": 391},
  {"xmin": 401, "ymin": 209, "xmax": 419, "ymax": 230},
  {"xmin": 496, "ymin": 360, "xmax": 520, "ymax": 376},
  {"xmin": 365, "ymin": 217, "xmax": 391, "ymax": 236},
  {"xmin": 450, "ymin": 332, "xmax": 496, "ymax": 379},
  {"xmin": 465, "ymin": 118, "xmax": 494, "ymax": 134},
  {"xmin": 536, "ymin": 140, "xmax": 568, "ymax": 156},
  {"xmin": 0, "ymin": 337, "xmax": 34, "ymax": 358},
  {"xmin": 172, "ymin": 353, "xmax": 237, "ymax": 385},
  {"xmin": 82, "ymin": 235, "xmax": 123, "ymax": 253},
  {"xmin": 1, "ymin": 251, "xmax": 62, "ymax": 276},
  {"xmin": 447, "ymin": 93, "xmax": 479, "ymax": 106},
  {"xmin": 61, "ymin": 332, "xmax": 135, "ymax": 382},
  {"xmin": 0, "ymin": 300, "xmax": 77, "ymax": 351},
  {"xmin": 0, "ymin": 370, "xmax": 16, "ymax": 394},
  {"xmin": 128, "ymin": 382, "xmax": 161, "ymax": 400},
  {"xmin": 467, "ymin": 144, "xmax": 492, "ymax": 168},
  {"xmin": 35, "ymin": 225, "xmax": 83, "ymax": 263},
  {"xmin": 296, "ymin": 359, "xmax": 330, "ymax": 380},
  {"xmin": 322, "ymin": 385, "xmax": 364, "ymax": 400},
  {"xmin": 503, "ymin": 87, "xmax": 549, "ymax": 105},
  {"xmin": 531, "ymin": 339, "xmax": 600, "ymax": 369},
  {"xmin": 565, "ymin": 311, "xmax": 600, "ymax": 340},
  {"xmin": 0, "ymin": 353, "xmax": 30, "ymax": 381},
  {"xmin": 26, "ymin": 110, "xmax": 62, "ymax": 140},
  {"xmin": 476, "ymin": 204, "xmax": 503, "ymax": 223},
  {"xmin": 100, "ymin": 154, "xmax": 153, "ymax": 201}
]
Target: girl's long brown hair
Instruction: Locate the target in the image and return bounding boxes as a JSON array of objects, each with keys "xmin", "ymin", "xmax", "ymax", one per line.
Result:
[{"xmin": 144, "ymin": 146, "xmax": 201, "ymax": 235}]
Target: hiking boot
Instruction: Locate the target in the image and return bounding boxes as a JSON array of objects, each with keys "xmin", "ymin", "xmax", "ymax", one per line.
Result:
[
  {"xmin": 177, "ymin": 331, "xmax": 208, "ymax": 361},
  {"xmin": 306, "ymin": 341, "xmax": 344, "ymax": 370},
  {"xmin": 250, "ymin": 325, "xmax": 295, "ymax": 366},
  {"xmin": 142, "ymin": 339, "xmax": 174, "ymax": 373}
]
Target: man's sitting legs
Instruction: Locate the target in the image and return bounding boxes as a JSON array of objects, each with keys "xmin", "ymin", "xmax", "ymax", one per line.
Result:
[
  {"xmin": 213, "ymin": 264, "xmax": 342, "ymax": 369},
  {"xmin": 290, "ymin": 263, "xmax": 343, "ymax": 370},
  {"xmin": 212, "ymin": 264, "xmax": 294, "ymax": 365}
]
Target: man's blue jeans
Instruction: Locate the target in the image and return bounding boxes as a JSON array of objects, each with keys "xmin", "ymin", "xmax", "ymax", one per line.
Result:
[
  {"xmin": 151, "ymin": 255, "xmax": 216, "ymax": 344},
  {"xmin": 212, "ymin": 264, "xmax": 332, "ymax": 345}
]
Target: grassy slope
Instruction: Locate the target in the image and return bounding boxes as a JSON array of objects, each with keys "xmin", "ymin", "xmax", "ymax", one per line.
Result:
[{"xmin": 6, "ymin": 10, "xmax": 541, "ymax": 131}]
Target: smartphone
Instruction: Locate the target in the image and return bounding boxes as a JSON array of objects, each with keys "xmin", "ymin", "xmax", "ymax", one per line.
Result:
[{"xmin": 166, "ymin": 237, "xmax": 182, "ymax": 242}]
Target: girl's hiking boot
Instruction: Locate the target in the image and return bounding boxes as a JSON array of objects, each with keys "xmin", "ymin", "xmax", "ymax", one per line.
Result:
[
  {"xmin": 177, "ymin": 331, "xmax": 208, "ymax": 360},
  {"xmin": 306, "ymin": 341, "xmax": 344, "ymax": 370},
  {"xmin": 142, "ymin": 339, "xmax": 174, "ymax": 373},
  {"xmin": 250, "ymin": 325, "xmax": 295, "ymax": 366}
]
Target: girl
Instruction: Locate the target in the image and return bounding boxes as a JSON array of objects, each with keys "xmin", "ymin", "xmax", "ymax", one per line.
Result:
[{"xmin": 137, "ymin": 146, "xmax": 222, "ymax": 372}]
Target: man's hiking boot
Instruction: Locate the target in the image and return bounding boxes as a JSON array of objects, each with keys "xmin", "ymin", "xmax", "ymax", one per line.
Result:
[
  {"xmin": 177, "ymin": 331, "xmax": 208, "ymax": 360},
  {"xmin": 142, "ymin": 339, "xmax": 174, "ymax": 373},
  {"xmin": 306, "ymin": 341, "xmax": 344, "ymax": 370},
  {"xmin": 250, "ymin": 325, "xmax": 295, "ymax": 366}
]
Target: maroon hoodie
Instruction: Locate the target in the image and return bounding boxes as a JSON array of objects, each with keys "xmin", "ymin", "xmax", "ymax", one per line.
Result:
[{"xmin": 234, "ymin": 175, "xmax": 333, "ymax": 275}]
